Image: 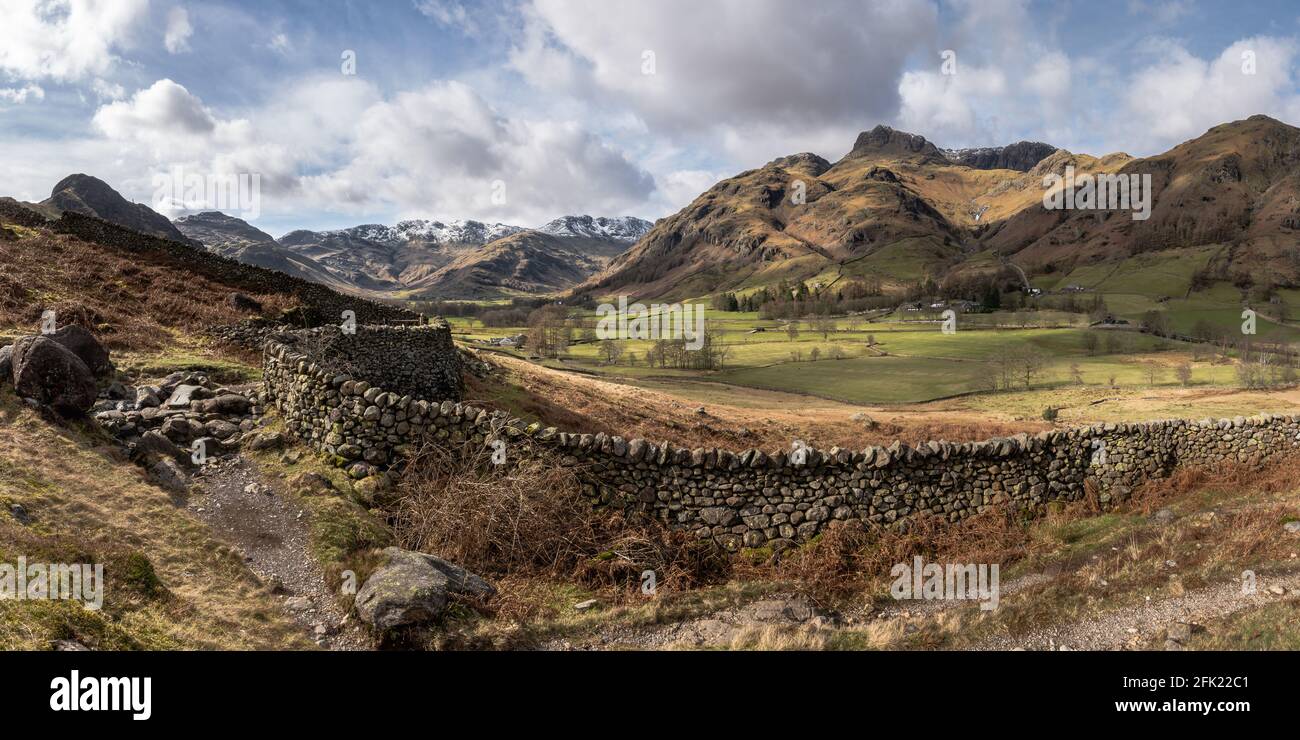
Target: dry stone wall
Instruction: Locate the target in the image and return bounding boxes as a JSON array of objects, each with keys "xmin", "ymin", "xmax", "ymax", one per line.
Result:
[
  {"xmin": 264, "ymin": 324, "xmax": 1300, "ymax": 550},
  {"xmin": 263, "ymin": 323, "xmax": 461, "ymax": 469}
]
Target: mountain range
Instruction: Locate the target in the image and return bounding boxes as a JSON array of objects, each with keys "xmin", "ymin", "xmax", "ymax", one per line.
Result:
[
  {"xmin": 12, "ymin": 115, "xmax": 1300, "ymax": 306},
  {"xmin": 15, "ymin": 173, "xmax": 652, "ymax": 300},
  {"xmin": 578, "ymin": 115, "xmax": 1300, "ymax": 302}
]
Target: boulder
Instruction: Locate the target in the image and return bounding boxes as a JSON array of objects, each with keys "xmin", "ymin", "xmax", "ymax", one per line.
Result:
[
  {"xmin": 353, "ymin": 547, "xmax": 495, "ymax": 632},
  {"xmin": 135, "ymin": 386, "xmax": 161, "ymax": 408},
  {"xmin": 164, "ymin": 384, "xmax": 212, "ymax": 409},
  {"xmin": 194, "ymin": 393, "xmax": 251, "ymax": 415},
  {"xmin": 158, "ymin": 372, "xmax": 186, "ymax": 396},
  {"xmin": 227, "ymin": 292, "xmax": 264, "ymax": 314},
  {"xmin": 48, "ymin": 325, "xmax": 112, "ymax": 377},
  {"xmin": 9, "ymin": 336, "xmax": 97, "ymax": 416},
  {"xmin": 148, "ymin": 457, "xmax": 190, "ymax": 494},
  {"xmin": 204, "ymin": 419, "xmax": 241, "ymax": 440},
  {"xmin": 160, "ymin": 416, "xmax": 203, "ymax": 443},
  {"xmin": 0, "ymin": 344, "xmax": 11, "ymax": 380},
  {"xmin": 246, "ymin": 431, "xmax": 284, "ymax": 451},
  {"xmin": 134, "ymin": 430, "xmax": 191, "ymax": 467}
]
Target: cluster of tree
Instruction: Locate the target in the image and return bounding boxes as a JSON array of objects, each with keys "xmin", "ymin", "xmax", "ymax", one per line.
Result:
[
  {"xmin": 711, "ymin": 278, "xmax": 891, "ymax": 318},
  {"xmin": 408, "ymin": 295, "xmax": 598, "ymax": 327},
  {"xmin": 638, "ymin": 332, "xmax": 732, "ymax": 370},
  {"xmin": 525, "ymin": 304, "xmax": 573, "ymax": 358},
  {"xmin": 982, "ymin": 345, "xmax": 1051, "ymax": 391},
  {"xmin": 1080, "ymin": 330, "xmax": 1141, "ymax": 355},
  {"xmin": 787, "ymin": 345, "xmax": 848, "ymax": 362},
  {"xmin": 1236, "ymin": 346, "xmax": 1300, "ymax": 389}
]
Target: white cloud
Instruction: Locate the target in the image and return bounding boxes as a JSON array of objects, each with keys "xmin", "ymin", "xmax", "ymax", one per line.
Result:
[
  {"xmin": 0, "ymin": 83, "xmax": 45, "ymax": 104},
  {"xmin": 164, "ymin": 6, "xmax": 193, "ymax": 54},
  {"xmin": 1121, "ymin": 36, "xmax": 1300, "ymax": 152},
  {"xmin": 514, "ymin": 0, "xmax": 937, "ymax": 161},
  {"xmin": 93, "ymin": 79, "xmax": 217, "ymax": 140},
  {"xmin": 414, "ymin": 0, "xmax": 480, "ymax": 36},
  {"xmin": 83, "ymin": 76, "xmax": 653, "ymax": 225},
  {"xmin": 318, "ymin": 81, "xmax": 654, "ymax": 223},
  {"xmin": 0, "ymin": 0, "xmax": 149, "ymax": 82},
  {"xmin": 91, "ymin": 78, "xmax": 126, "ymax": 101},
  {"xmin": 897, "ymin": 64, "xmax": 1009, "ymax": 146}
]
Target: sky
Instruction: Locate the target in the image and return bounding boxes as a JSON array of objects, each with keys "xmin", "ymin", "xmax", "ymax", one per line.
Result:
[{"xmin": 3, "ymin": 0, "xmax": 1300, "ymax": 236}]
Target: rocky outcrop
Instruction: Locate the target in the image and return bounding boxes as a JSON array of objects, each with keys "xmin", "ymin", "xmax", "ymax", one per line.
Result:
[
  {"xmin": 842, "ymin": 125, "xmax": 946, "ymax": 163},
  {"xmin": 9, "ymin": 336, "xmax": 98, "ymax": 416},
  {"xmin": 764, "ymin": 153, "xmax": 832, "ymax": 177},
  {"xmin": 943, "ymin": 141, "xmax": 1059, "ymax": 172},
  {"xmin": 353, "ymin": 547, "xmax": 495, "ymax": 631},
  {"xmin": 94, "ymin": 369, "xmax": 268, "ymax": 496}
]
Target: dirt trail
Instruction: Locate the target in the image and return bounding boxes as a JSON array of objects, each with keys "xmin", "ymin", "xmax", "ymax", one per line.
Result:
[
  {"xmin": 189, "ymin": 455, "xmax": 369, "ymax": 650},
  {"xmin": 972, "ymin": 570, "xmax": 1300, "ymax": 651}
]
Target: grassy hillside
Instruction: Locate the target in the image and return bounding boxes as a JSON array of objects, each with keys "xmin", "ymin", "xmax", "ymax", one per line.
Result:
[{"xmin": 0, "ymin": 392, "xmax": 309, "ymax": 649}]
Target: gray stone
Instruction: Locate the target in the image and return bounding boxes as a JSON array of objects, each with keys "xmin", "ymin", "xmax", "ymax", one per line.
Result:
[
  {"xmin": 164, "ymin": 384, "xmax": 211, "ymax": 409},
  {"xmin": 353, "ymin": 547, "xmax": 495, "ymax": 631},
  {"xmin": 10, "ymin": 335, "xmax": 97, "ymax": 416}
]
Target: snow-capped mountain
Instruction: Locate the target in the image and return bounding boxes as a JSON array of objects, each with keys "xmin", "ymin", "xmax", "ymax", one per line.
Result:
[
  {"xmin": 339, "ymin": 219, "xmax": 528, "ymax": 246},
  {"xmin": 181, "ymin": 213, "xmax": 653, "ymax": 299},
  {"xmin": 537, "ymin": 215, "xmax": 653, "ymax": 241}
]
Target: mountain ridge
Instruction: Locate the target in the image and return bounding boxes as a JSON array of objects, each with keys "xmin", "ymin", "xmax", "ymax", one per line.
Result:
[{"xmin": 575, "ymin": 115, "xmax": 1300, "ymax": 301}]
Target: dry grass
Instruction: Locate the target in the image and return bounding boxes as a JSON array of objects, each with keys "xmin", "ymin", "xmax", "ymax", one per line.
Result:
[
  {"xmin": 389, "ymin": 437, "xmax": 729, "ymax": 621},
  {"xmin": 734, "ymin": 505, "xmax": 1055, "ymax": 609},
  {"xmin": 0, "ymin": 391, "xmax": 309, "ymax": 649},
  {"xmin": 0, "ymin": 229, "xmax": 291, "ymax": 351},
  {"xmin": 468, "ymin": 352, "xmax": 1046, "ymax": 452}
]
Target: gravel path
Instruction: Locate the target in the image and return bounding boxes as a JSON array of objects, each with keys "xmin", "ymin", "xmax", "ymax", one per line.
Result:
[
  {"xmin": 189, "ymin": 455, "xmax": 370, "ymax": 650},
  {"xmin": 972, "ymin": 570, "xmax": 1300, "ymax": 651}
]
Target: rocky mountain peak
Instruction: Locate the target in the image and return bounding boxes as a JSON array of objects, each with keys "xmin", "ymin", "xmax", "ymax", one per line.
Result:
[
  {"xmin": 42, "ymin": 173, "xmax": 193, "ymax": 244},
  {"xmin": 843, "ymin": 125, "xmax": 944, "ymax": 162}
]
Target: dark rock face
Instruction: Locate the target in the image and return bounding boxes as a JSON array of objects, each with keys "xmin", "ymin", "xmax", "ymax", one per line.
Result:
[
  {"xmin": 0, "ymin": 344, "xmax": 11, "ymax": 380},
  {"xmin": 48, "ymin": 325, "xmax": 112, "ymax": 377},
  {"xmin": 10, "ymin": 336, "xmax": 97, "ymax": 416},
  {"xmin": 943, "ymin": 141, "xmax": 1058, "ymax": 172},
  {"xmin": 844, "ymin": 125, "xmax": 945, "ymax": 162}
]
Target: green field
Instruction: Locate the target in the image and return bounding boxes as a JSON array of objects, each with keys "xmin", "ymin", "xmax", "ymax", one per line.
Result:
[
  {"xmin": 438, "ymin": 239, "xmax": 1300, "ymax": 407},
  {"xmin": 453, "ymin": 306, "xmax": 1258, "ymax": 404}
]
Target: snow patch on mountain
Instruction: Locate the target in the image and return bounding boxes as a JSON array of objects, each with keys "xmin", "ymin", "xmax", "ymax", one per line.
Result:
[{"xmin": 538, "ymin": 215, "xmax": 652, "ymax": 241}]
